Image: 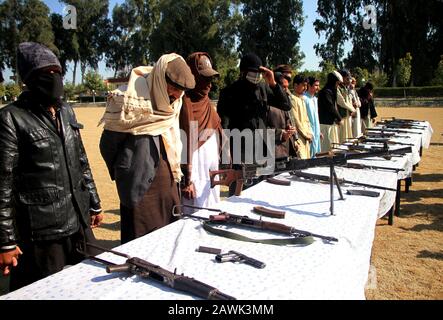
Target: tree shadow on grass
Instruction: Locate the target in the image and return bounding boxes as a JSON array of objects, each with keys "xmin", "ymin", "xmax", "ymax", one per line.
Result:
[
  {"xmin": 417, "ymin": 250, "xmax": 443, "ymax": 261},
  {"xmin": 411, "ymin": 174, "xmax": 443, "ymax": 183},
  {"xmin": 401, "ymin": 189, "xmax": 443, "ymax": 202},
  {"xmin": 398, "ymin": 203, "xmax": 443, "ymax": 233}
]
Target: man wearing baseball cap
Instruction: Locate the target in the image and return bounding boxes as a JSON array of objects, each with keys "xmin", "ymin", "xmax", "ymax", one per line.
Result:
[{"xmin": 179, "ymin": 52, "xmax": 223, "ymax": 211}]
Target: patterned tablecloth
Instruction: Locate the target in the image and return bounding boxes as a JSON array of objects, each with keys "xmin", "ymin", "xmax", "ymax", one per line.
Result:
[{"xmin": 0, "ymin": 122, "xmax": 433, "ymax": 300}]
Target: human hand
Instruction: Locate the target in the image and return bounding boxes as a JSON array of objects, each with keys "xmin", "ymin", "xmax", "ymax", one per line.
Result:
[
  {"xmin": 0, "ymin": 246, "xmax": 23, "ymax": 276},
  {"xmin": 259, "ymin": 66, "xmax": 277, "ymax": 87},
  {"xmin": 181, "ymin": 182, "xmax": 196, "ymax": 200},
  {"xmin": 282, "ymin": 126, "xmax": 297, "ymax": 141},
  {"xmin": 90, "ymin": 213, "xmax": 104, "ymax": 228}
]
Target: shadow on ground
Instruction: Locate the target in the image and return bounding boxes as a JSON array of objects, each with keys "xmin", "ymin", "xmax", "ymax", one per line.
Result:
[
  {"xmin": 98, "ymin": 221, "xmax": 120, "ymax": 232},
  {"xmin": 401, "ymin": 188, "xmax": 443, "ymax": 202},
  {"xmin": 417, "ymin": 250, "xmax": 443, "ymax": 261},
  {"xmin": 411, "ymin": 174, "xmax": 443, "ymax": 183}
]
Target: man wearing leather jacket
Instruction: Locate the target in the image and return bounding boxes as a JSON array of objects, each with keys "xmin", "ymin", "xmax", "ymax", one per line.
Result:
[{"xmin": 0, "ymin": 42, "xmax": 103, "ymax": 291}]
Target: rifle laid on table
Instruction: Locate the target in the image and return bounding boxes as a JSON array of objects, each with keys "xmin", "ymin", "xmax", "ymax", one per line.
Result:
[
  {"xmin": 209, "ymin": 146, "xmax": 412, "ymax": 215},
  {"xmin": 210, "ymin": 146, "xmax": 412, "ymax": 195},
  {"xmin": 78, "ymin": 242, "xmax": 236, "ymax": 300},
  {"xmin": 173, "ymin": 205, "xmax": 338, "ymax": 246},
  {"xmin": 350, "ymin": 136, "xmax": 415, "ymax": 147}
]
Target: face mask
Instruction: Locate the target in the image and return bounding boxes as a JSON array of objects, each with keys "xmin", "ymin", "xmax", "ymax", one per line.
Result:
[
  {"xmin": 28, "ymin": 72, "xmax": 64, "ymax": 106},
  {"xmin": 245, "ymin": 72, "xmax": 262, "ymax": 85}
]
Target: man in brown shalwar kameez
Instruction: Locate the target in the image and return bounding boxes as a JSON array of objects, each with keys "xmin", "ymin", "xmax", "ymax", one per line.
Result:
[{"xmin": 99, "ymin": 53, "xmax": 195, "ymax": 244}]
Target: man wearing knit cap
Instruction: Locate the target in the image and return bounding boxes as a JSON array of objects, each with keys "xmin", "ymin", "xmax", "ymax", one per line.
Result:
[
  {"xmin": 100, "ymin": 53, "xmax": 195, "ymax": 243},
  {"xmin": 217, "ymin": 53, "xmax": 290, "ymax": 196},
  {"xmin": 0, "ymin": 42, "xmax": 103, "ymax": 291}
]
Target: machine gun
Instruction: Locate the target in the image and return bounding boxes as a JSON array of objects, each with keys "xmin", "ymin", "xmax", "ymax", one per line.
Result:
[
  {"xmin": 78, "ymin": 242, "xmax": 236, "ymax": 300},
  {"xmin": 209, "ymin": 146, "xmax": 412, "ymax": 215},
  {"xmin": 174, "ymin": 205, "xmax": 338, "ymax": 245},
  {"xmin": 350, "ymin": 136, "xmax": 415, "ymax": 147}
]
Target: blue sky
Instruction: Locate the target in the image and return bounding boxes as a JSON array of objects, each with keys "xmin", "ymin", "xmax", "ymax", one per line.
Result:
[{"xmin": 4, "ymin": 0, "xmax": 333, "ymax": 83}]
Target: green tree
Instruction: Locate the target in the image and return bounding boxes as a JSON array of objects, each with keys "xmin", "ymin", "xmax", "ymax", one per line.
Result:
[
  {"xmin": 343, "ymin": 1, "xmax": 379, "ymax": 72},
  {"xmin": 314, "ymin": 0, "xmax": 360, "ymax": 68},
  {"xmin": 61, "ymin": 1, "xmax": 110, "ymax": 83},
  {"xmin": 63, "ymin": 82, "xmax": 77, "ymax": 101},
  {"xmin": 50, "ymin": 13, "xmax": 80, "ymax": 79},
  {"xmin": 150, "ymin": 0, "xmax": 239, "ymax": 61},
  {"xmin": 105, "ymin": 0, "xmax": 160, "ymax": 75},
  {"xmin": 431, "ymin": 55, "xmax": 443, "ymax": 86},
  {"xmin": 0, "ymin": 0, "xmax": 56, "ymax": 82},
  {"xmin": 0, "ymin": 82, "xmax": 6, "ymax": 101},
  {"xmin": 238, "ymin": 0, "xmax": 305, "ymax": 68},
  {"xmin": 397, "ymin": 53, "xmax": 412, "ymax": 87},
  {"xmin": 4, "ymin": 82, "xmax": 21, "ymax": 101},
  {"xmin": 352, "ymin": 67, "xmax": 370, "ymax": 88},
  {"xmin": 84, "ymin": 70, "xmax": 106, "ymax": 93}
]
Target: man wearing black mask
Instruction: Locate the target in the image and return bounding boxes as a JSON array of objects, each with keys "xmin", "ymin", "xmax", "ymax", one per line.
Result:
[
  {"xmin": 0, "ymin": 42, "xmax": 103, "ymax": 291},
  {"xmin": 217, "ymin": 53, "xmax": 290, "ymax": 195}
]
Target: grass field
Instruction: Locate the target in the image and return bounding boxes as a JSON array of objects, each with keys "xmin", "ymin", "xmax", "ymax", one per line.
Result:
[{"xmin": 1, "ymin": 106, "xmax": 442, "ymax": 299}]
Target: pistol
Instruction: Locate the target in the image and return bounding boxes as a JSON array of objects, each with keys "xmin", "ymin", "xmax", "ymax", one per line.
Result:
[{"xmin": 215, "ymin": 250, "xmax": 266, "ymax": 269}]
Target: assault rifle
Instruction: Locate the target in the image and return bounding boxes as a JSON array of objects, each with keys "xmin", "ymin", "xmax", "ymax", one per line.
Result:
[
  {"xmin": 376, "ymin": 121, "xmax": 426, "ymax": 130},
  {"xmin": 210, "ymin": 146, "xmax": 411, "ymax": 196},
  {"xmin": 209, "ymin": 146, "xmax": 411, "ymax": 215},
  {"xmin": 366, "ymin": 128, "xmax": 421, "ymax": 135},
  {"xmin": 174, "ymin": 205, "xmax": 338, "ymax": 244},
  {"xmin": 350, "ymin": 136, "xmax": 415, "ymax": 146},
  {"xmin": 78, "ymin": 242, "xmax": 236, "ymax": 300}
]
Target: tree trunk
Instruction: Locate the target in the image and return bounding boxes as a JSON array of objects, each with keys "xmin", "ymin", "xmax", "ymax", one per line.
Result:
[
  {"xmin": 81, "ymin": 62, "xmax": 86, "ymax": 84},
  {"xmin": 72, "ymin": 60, "xmax": 77, "ymax": 85}
]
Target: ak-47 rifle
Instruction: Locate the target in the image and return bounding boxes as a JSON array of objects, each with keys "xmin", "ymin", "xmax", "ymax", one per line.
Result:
[
  {"xmin": 343, "ymin": 162, "xmax": 404, "ymax": 173},
  {"xmin": 376, "ymin": 121, "xmax": 426, "ymax": 130},
  {"xmin": 351, "ymin": 136, "xmax": 415, "ymax": 146},
  {"xmin": 78, "ymin": 242, "xmax": 236, "ymax": 300},
  {"xmin": 209, "ymin": 146, "xmax": 412, "ymax": 197},
  {"xmin": 366, "ymin": 128, "xmax": 421, "ymax": 135},
  {"xmin": 174, "ymin": 205, "xmax": 338, "ymax": 244}
]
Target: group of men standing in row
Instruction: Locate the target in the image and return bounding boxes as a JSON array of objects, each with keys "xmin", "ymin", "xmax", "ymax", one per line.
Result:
[{"xmin": 0, "ymin": 43, "xmax": 377, "ymax": 293}]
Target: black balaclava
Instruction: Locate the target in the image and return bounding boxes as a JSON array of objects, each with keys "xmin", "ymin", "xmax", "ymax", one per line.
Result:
[
  {"xmin": 17, "ymin": 42, "xmax": 64, "ymax": 107},
  {"xmin": 27, "ymin": 71, "xmax": 64, "ymax": 107}
]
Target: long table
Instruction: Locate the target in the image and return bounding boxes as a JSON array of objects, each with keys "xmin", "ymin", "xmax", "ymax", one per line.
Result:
[{"xmin": 0, "ymin": 122, "xmax": 433, "ymax": 300}]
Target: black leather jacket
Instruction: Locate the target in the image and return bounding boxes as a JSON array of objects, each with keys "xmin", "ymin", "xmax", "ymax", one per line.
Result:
[{"xmin": 0, "ymin": 92, "xmax": 101, "ymax": 246}]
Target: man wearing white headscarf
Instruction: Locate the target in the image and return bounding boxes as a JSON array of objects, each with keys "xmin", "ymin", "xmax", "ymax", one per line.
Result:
[{"xmin": 99, "ymin": 53, "xmax": 195, "ymax": 243}]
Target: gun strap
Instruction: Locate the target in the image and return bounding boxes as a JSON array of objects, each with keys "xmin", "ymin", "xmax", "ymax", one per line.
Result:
[{"xmin": 202, "ymin": 222, "xmax": 314, "ymax": 246}]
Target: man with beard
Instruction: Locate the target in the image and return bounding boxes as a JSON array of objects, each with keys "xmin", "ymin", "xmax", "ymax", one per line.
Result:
[
  {"xmin": 217, "ymin": 53, "xmax": 290, "ymax": 195},
  {"xmin": 0, "ymin": 42, "xmax": 103, "ymax": 291},
  {"xmin": 179, "ymin": 52, "xmax": 223, "ymax": 212},
  {"xmin": 99, "ymin": 53, "xmax": 195, "ymax": 243}
]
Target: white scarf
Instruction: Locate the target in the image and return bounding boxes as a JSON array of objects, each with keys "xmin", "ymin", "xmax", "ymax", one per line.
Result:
[{"xmin": 99, "ymin": 53, "xmax": 185, "ymax": 182}]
